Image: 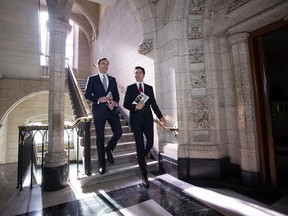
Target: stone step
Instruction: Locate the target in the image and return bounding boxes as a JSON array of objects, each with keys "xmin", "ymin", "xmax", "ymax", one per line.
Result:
[
  {"xmin": 89, "ymin": 116, "xmax": 126, "ymax": 124},
  {"xmin": 78, "ymin": 159, "xmax": 158, "ymax": 186},
  {"xmin": 91, "ymin": 151, "xmax": 137, "ymax": 165},
  {"xmin": 90, "ymin": 126, "xmax": 131, "ymax": 136},
  {"xmin": 91, "ymin": 132, "xmax": 134, "ymax": 144},
  {"xmin": 90, "ymin": 141, "xmax": 136, "ymax": 155}
]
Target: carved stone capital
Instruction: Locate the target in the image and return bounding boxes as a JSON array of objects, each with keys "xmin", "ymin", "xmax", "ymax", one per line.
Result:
[
  {"xmin": 138, "ymin": 40, "xmax": 153, "ymax": 55},
  {"xmin": 46, "ymin": 0, "xmax": 75, "ymax": 23}
]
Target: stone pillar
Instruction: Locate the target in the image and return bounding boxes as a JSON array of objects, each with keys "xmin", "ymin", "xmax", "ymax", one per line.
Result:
[
  {"xmin": 42, "ymin": 0, "xmax": 75, "ymax": 191},
  {"xmin": 228, "ymin": 32, "xmax": 259, "ymax": 187}
]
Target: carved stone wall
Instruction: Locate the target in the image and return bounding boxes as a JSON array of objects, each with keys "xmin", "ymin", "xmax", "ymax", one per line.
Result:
[{"xmin": 188, "ymin": 0, "xmax": 212, "ymax": 148}]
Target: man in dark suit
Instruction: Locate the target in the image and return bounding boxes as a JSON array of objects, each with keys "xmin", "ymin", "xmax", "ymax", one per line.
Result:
[
  {"xmin": 84, "ymin": 58, "xmax": 122, "ymax": 174},
  {"xmin": 123, "ymin": 66, "xmax": 166, "ymax": 188}
]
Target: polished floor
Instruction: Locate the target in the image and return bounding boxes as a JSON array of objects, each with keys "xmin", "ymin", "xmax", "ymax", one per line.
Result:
[{"xmin": 0, "ymin": 163, "xmax": 288, "ymax": 216}]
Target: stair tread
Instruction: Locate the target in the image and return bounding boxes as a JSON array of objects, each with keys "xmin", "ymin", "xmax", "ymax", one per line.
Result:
[
  {"xmin": 78, "ymin": 159, "xmax": 158, "ymax": 180},
  {"xmin": 90, "ymin": 141, "xmax": 135, "ymax": 148},
  {"xmin": 91, "ymin": 151, "xmax": 137, "ymax": 160}
]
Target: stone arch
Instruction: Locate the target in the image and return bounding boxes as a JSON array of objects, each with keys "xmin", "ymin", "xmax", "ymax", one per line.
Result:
[
  {"xmin": 0, "ymin": 78, "xmax": 49, "ymax": 126},
  {"xmin": 73, "ymin": 0, "xmax": 98, "ymax": 44},
  {"xmin": 1, "ymin": 89, "xmax": 74, "ymax": 126},
  {"xmin": 125, "ymin": 0, "xmax": 156, "ymax": 53},
  {"xmin": 0, "ymin": 90, "xmax": 49, "ymax": 126}
]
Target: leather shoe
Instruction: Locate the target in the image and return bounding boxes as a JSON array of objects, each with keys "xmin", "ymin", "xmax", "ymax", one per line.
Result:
[
  {"xmin": 142, "ymin": 176, "xmax": 149, "ymax": 188},
  {"xmin": 106, "ymin": 148, "xmax": 114, "ymax": 164},
  {"xmin": 98, "ymin": 167, "xmax": 106, "ymax": 174}
]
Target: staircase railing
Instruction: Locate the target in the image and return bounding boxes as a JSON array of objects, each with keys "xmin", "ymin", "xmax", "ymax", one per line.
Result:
[
  {"xmin": 66, "ymin": 66, "xmax": 91, "ymax": 117},
  {"xmin": 66, "ymin": 65, "xmax": 92, "ymax": 175},
  {"xmin": 17, "ymin": 117, "xmax": 91, "ymax": 190},
  {"xmin": 153, "ymin": 119, "xmax": 179, "ymax": 136},
  {"xmin": 17, "ymin": 127, "xmax": 39, "ymax": 190}
]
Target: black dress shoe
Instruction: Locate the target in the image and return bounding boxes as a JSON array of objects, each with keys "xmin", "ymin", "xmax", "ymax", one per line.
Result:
[
  {"xmin": 98, "ymin": 167, "xmax": 106, "ymax": 174},
  {"xmin": 106, "ymin": 148, "xmax": 114, "ymax": 164},
  {"xmin": 142, "ymin": 176, "xmax": 149, "ymax": 188}
]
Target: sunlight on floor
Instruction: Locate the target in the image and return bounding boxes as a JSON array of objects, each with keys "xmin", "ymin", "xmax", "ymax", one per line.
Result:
[{"xmin": 184, "ymin": 186, "xmax": 286, "ymax": 216}]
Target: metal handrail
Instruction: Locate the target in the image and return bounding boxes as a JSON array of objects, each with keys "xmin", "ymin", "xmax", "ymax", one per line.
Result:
[
  {"xmin": 153, "ymin": 119, "xmax": 179, "ymax": 136},
  {"xmin": 65, "ymin": 116, "xmax": 92, "ymax": 129},
  {"xmin": 67, "ymin": 65, "xmax": 92, "ymax": 117}
]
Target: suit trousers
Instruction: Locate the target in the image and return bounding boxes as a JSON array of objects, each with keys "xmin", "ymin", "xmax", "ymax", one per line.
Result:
[
  {"xmin": 132, "ymin": 112, "xmax": 154, "ymax": 177},
  {"xmin": 93, "ymin": 106, "xmax": 122, "ymax": 167}
]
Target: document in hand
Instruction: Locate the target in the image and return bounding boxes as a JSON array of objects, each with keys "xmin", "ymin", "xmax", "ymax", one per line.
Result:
[
  {"xmin": 132, "ymin": 92, "xmax": 149, "ymax": 104},
  {"xmin": 106, "ymin": 91, "xmax": 113, "ymax": 104}
]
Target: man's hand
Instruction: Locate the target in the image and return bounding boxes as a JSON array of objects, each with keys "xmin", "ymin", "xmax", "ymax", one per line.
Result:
[
  {"xmin": 160, "ymin": 116, "xmax": 166, "ymax": 126},
  {"xmin": 98, "ymin": 96, "xmax": 108, "ymax": 103},
  {"xmin": 135, "ymin": 102, "xmax": 144, "ymax": 110},
  {"xmin": 108, "ymin": 101, "xmax": 117, "ymax": 110}
]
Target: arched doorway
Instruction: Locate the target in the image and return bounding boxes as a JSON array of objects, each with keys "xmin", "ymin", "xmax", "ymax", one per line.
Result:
[{"xmin": 249, "ymin": 19, "xmax": 288, "ymax": 190}]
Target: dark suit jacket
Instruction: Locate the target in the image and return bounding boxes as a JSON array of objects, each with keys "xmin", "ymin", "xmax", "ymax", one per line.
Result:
[
  {"xmin": 84, "ymin": 74, "xmax": 120, "ymax": 116},
  {"xmin": 123, "ymin": 83, "xmax": 163, "ymax": 129}
]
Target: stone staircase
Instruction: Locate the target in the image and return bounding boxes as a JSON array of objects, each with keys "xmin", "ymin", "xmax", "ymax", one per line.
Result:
[{"xmin": 75, "ymin": 79, "xmax": 158, "ymax": 186}]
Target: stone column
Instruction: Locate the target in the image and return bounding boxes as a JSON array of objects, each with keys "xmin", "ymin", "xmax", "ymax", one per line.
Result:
[
  {"xmin": 228, "ymin": 32, "xmax": 259, "ymax": 187},
  {"xmin": 42, "ymin": 0, "xmax": 75, "ymax": 191}
]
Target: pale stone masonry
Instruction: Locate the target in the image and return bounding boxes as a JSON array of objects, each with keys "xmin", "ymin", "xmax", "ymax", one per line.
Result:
[{"xmin": 0, "ymin": 0, "xmax": 287, "ymax": 188}]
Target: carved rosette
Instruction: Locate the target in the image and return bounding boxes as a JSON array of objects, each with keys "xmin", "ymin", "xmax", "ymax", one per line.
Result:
[
  {"xmin": 190, "ymin": 70, "xmax": 206, "ymax": 88},
  {"xmin": 188, "ymin": 23, "xmax": 202, "ymax": 39},
  {"xmin": 189, "ymin": 46, "xmax": 204, "ymax": 63},
  {"xmin": 189, "ymin": 0, "xmax": 205, "ymax": 14},
  {"xmin": 138, "ymin": 40, "xmax": 153, "ymax": 55},
  {"xmin": 192, "ymin": 98, "xmax": 210, "ymax": 128}
]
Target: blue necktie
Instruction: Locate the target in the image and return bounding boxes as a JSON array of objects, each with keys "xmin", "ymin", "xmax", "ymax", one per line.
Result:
[{"xmin": 103, "ymin": 75, "xmax": 107, "ymax": 91}]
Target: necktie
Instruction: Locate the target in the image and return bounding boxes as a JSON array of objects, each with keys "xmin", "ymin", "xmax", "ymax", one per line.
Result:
[
  {"xmin": 139, "ymin": 83, "xmax": 143, "ymax": 92},
  {"xmin": 102, "ymin": 75, "xmax": 107, "ymax": 91}
]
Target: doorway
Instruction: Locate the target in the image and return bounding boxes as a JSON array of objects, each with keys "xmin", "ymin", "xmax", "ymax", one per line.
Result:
[{"xmin": 249, "ymin": 19, "xmax": 288, "ymax": 190}]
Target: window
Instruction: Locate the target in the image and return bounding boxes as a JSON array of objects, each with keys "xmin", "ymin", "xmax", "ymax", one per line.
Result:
[{"xmin": 39, "ymin": 11, "xmax": 75, "ymax": 68}]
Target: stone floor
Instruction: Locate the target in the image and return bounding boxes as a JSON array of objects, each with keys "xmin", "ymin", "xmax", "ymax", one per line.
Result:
[{"xmin": 1, "ymin": 163, "xmax": 288, "ymax": 216}]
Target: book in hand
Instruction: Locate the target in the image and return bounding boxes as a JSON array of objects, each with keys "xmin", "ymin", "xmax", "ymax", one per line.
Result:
[
  {"xmin": 106, "ymin": 91, "xmax": 113, "ymax": 104},
  {"xmin": 132, "ymin": 92, "xmax": 149, "ymax": 104}
]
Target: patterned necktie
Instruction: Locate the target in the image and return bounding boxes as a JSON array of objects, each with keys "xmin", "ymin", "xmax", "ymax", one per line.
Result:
[
  {"xmin": 102, "ymin": 75, "xmax": 107, "ymax": 91},
  {"xmin": 139, "ymin": 83, "xmax": 143, "ymax": 93}
]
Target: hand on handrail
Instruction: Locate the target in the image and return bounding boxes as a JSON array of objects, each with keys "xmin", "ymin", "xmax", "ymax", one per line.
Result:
[{"xmin": 153, "ymin": 119, "xmax": 179, "ymax": 136}]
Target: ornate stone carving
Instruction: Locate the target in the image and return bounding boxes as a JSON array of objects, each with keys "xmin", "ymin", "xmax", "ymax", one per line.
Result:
[
  {"xmin": 188, "ymin": 23, "xmax": 202, "ymax": 39},
  {"xmin": 152, "ymin": 0, "xmax": 159, "ymax": 3},
  {"xmin": 190, "ymin": 70, "xmax": 206, "ymax": 88},
  {"xmin": 189, "ymin": 46, "xmax": 204, "ymax": 63},
  {"xmin": 189, "ymin": 0, "xmax": 205, "ymax": 14},
  {"xmin": 138, "ymin": 40, "xmax": 153, "ymax": 55},
  {"xmin": 192, "ymin": 97, "xmax": 210, "ymax": 128}
]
